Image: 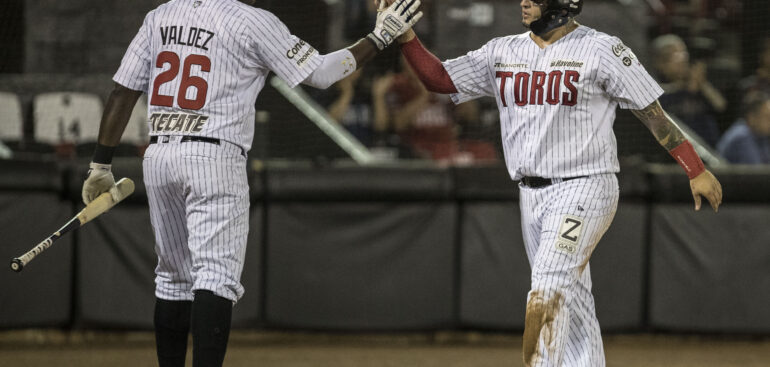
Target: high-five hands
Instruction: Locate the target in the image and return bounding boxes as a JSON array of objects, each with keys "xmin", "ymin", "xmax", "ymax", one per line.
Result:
[{"xmin": 367, "ymin": 0, "xmax": 423, "ymax": 50}]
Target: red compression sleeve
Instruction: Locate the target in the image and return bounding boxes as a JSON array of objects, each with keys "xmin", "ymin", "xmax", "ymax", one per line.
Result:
[
  {"xmin": 400, "ymin": 37, "xmax": 458, "ymax": 94},
  {"xmin": 669, "ymin": 140, "xmax": 706, "ymax": 179}
]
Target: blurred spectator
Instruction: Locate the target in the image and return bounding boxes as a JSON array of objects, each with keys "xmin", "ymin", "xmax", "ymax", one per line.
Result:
[
  {"xmin": 324, "ymin": 69, "xmax": 375, "ymax": 146},
  {"xmin": 315, "ymin": 67, "xmax": 414, "ymax": 159},
  {"xmin": 373, "ymin": 56, "xmax": 457, "ymax": 162},
  {"xmin": 453, "ymin": 99, "xmax": 500, "ymax": 163},
  {"xmin": 717, "ymin": 92, "xmax": 770, "ymax": 164},
  {"xmin": 653, "ymin": 0, "xmax": 743, "ymax": 34},
  {"xmin": 373, "ymin": 56, "xmax": 496, "ymax": 164},
  {"xmin": 738, "ymin": 36, "xmax": 770, "ymax": 97},
  {"xmin": 653, "ymin": 34, "xmax": 727, "ymax": 147}
]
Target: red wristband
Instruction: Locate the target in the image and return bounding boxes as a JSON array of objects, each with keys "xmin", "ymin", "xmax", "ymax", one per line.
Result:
[{"xmin": 669, "ymin": 141, "xmax": 705, "ymax": 179}]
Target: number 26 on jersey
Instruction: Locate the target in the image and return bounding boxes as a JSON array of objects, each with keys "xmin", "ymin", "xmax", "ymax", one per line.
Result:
[{"xmin": 151, "ymin": 51, "xmax": 211, "ymax": 110}]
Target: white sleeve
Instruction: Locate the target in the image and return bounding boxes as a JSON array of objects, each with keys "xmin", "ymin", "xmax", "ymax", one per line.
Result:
[
  {"xmin": 442, "ymin": 41, "xmax": 496, "ymax": 105},
  {"xmin": 596, "ymin": 36, "xmax": 664, "ymax": 110},
  {"xmin": 302, "ymin": 49, "xmax": 357, "ymax": 90},
  {"xmin": 247, "ymin": 9, "xmax": 323, "ymax": 88},
  {"xmin": 113, "ymin": 12, "xmax": 153, "ymax": 92}
]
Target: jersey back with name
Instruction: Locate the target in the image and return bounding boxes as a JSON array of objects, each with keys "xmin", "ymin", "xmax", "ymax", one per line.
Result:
[
  {"xmin": 443, "ymin": 26, "xmax": 663, "ymax": 180},
  {"xmin": 113, "ymin": 0, "xmax": 321, "ymax": 152}
]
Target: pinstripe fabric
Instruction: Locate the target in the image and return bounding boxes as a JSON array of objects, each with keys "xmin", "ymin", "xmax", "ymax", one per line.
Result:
[
  {"xmin": 443, "ymin": 26, "xmax": 663, "ymax": 181},
  {"xmin": 113, "ymin": 0, "xmax": 321, "ymax": 303},
  {"xmin": 442, "ymin": 24, "xmax": 653, "ymax": 367},
  {"xmin": 144, "ymin": 139, "xmax": 249, "ymax": 302},
  {"xmin": 114, "ymin": 0, "xmax": 321, "ymax": 152},
  {"xmin": 519, "ymin": 174, "xmax": 618, "ymax": 367}
]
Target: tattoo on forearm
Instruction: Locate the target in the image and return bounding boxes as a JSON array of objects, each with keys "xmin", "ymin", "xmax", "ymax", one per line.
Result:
[{"xmin": 632, "ymin": 101, "xmax": 686, "ymax": 151}]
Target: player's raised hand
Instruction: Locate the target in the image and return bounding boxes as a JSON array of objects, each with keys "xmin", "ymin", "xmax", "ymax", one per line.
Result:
[
  {"xmin": 367, "ymin": 0, "xmax": 423, "ymax": 50},
  {"xmin": 689, "ymin": 170, "xmax": 722, "ymax": 212}
]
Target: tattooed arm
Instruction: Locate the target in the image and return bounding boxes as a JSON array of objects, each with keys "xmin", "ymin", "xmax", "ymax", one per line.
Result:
[
  {"xmin": 631, "ymin": 100, "xmax": 687, "ymax": 151},
  {"xmin": 632, "ymin": 100, "xmax": 723, "ymax": 212}
]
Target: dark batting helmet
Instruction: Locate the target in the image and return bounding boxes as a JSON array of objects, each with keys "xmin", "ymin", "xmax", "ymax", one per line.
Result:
[{"xmin": 530, "ymin": 0, "xmax": 583, "ymax": 36}]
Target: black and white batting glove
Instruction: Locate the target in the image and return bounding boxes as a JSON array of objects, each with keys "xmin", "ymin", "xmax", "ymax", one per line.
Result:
[
  {"xmin": 367, "ymin": 0, "xmax": 423, "ymax": 50},
  {"xmin": 82, "ymin": 162, "xmax": 120, "ymax": 204}
]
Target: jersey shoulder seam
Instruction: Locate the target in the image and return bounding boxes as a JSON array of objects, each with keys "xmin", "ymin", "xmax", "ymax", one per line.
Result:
[{"xmin": 587, "ymin": 29, "xmax": 618, "ymax": 60}]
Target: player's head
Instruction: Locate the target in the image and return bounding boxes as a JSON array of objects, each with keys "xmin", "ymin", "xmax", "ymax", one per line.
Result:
[
  {"xmin": 521, "ymin": 0, "xmax": 583, "ymax": 36},
  {"xmin": 743, "ymin": 92, "xmax": 770, "ymax": 136}
]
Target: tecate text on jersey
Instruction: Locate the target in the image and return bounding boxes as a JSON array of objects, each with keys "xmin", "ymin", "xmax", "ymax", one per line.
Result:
[{"xmin": 149, "ymin": 112, "xmax": 209, "ymax": 133}]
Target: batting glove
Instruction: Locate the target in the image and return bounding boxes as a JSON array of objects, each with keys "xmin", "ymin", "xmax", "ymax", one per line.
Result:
[
  {"xmin": 367, "ymin": 0, "xmax": 423, "ymax": 50},
  {"xmin": 82, "ymin": 162, "xmax": 120, "ymax": 204}
]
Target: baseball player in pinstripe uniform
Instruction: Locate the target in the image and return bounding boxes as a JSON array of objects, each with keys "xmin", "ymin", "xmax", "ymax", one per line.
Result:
[
  {"xmin": 388, "ymin": 0, "xmax": 723, "ymax": 365},
  {"xmin": 80, "ymin": 0, "xmax": 422, "ymax": 366}
]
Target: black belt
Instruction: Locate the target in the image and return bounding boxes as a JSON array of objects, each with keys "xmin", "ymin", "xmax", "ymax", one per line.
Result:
[
  {"xmin": 520, "ymin": 176, "xmax": 587, "ymax": 188},
  {"xmin": 150, "ymin": 135, "xmax": 220, "ymax": 145},
  {"xmin": 149, "ymin": 135, "xmax": 246, "ymax": 157}
]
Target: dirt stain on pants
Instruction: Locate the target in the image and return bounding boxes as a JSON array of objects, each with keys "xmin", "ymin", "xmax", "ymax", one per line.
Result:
[{"xmin": 522, "ymin": 290, "xmax": 564, "ymax": 367}]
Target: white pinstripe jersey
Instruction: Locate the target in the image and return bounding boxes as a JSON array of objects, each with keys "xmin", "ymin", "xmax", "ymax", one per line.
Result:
[
  {"xmin": 444, "ymin": 25, "xmax": 663, "ymax": 180},
  {"xmin": 114, "ymin": 0, "xmax": 322, "ymax": 152}
]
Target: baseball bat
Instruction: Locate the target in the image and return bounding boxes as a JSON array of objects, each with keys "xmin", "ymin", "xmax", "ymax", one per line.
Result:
[{"xmin": 9, "ymin": 178, "xmax": 135, "ymax": 273}]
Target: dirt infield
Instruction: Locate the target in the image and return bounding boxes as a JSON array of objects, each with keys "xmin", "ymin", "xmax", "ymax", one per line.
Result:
[{"xmin": 1, "ymin": 330, "xmax": 768, "ymax": 367}]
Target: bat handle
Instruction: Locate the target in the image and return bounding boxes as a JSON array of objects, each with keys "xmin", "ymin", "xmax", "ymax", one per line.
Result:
[
  {"xmin": 9, "ymin": 234, "xmax": 61, "ymax": 273},
  {"xmin": 10, "ymin": 258, "xmax": 24, "ymax": 272}
]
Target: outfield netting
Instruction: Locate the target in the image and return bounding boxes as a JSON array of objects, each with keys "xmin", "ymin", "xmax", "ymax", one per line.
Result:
[
  {"xmin": 0, "ymin": 0, "xmax": 768, "ymax": 166},
  {"xmin": 255, "ymin": 0, "xmax": 769, "ymax": 166}
]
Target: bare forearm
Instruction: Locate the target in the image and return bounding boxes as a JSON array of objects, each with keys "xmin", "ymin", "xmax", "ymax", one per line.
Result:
[
  {"xmin": 631, "ymin": 100, "xmax": 687, "ymax": 151},
  {"xmin": 634, "ymin": 99, "xmax": 707, "ymax": 180},
  {"xmin": 633, "ymin": 100, "xmax": 721, "ymax": 210},
  {"xmin": 97, "ymin": 84, "xmax": 142, "ymax": 146},
  {"xmin": 348, "ymin": 38, "xmax": 380, "ymax": 68}
]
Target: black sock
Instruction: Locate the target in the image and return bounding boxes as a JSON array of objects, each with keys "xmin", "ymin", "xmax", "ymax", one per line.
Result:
[
  {"xmin": 191, "ymin": 290, "xmax": 233, "ymax": 367},
  {"xmin": 154, "ymin": 298, "xmax": 192, "ymax": 367}
]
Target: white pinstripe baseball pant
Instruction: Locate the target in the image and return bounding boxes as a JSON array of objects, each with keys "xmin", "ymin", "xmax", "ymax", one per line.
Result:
[
  {"xmin": 143, "ymin": 137, "xmax": 250, "ymax": 303},
  {"xmin": 519, "ymin": 174, "xmax": 618, "ymax": 367}
]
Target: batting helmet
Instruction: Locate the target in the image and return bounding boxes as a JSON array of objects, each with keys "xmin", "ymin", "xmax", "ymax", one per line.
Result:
[{"xmin": 529, "ymin": 0, "xmax": 583, "ymax": 36}]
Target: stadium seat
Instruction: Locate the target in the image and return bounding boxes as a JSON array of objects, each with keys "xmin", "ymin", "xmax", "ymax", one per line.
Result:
[
  {"xmin": 0, "ymin": 92, "xmax": 24, "ymax": 145},
  {"xmin": 33, "ymin": 92, "xmax": 103, "ymax": 157},
  {"xmin": 76, "ymin": 94, "xmax": 149, "ymax": 158}
]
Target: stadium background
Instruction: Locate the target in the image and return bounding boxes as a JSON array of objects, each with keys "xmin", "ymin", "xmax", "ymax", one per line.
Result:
[{"xmin": 0, "ymin": 0, "xmax": 769, "ymax": 366}]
